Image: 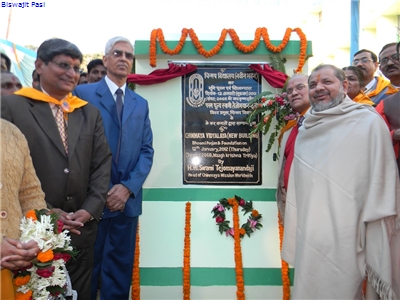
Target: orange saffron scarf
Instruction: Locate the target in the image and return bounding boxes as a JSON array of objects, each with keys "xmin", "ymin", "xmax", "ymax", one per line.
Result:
[
  {"xmin": 15, "ymin": 88, "xmax": 88, "ymax": 120},
  {"xmin": 352, "ymin": 91, "xmax": 374, "ymax": 106},
  {"xmin": 366, "ymin": 77, "xmax": 398, "ymax": 98},
  {"xmin": 278, "ymin": 108, "xmax": 309, "ymax": 146}
]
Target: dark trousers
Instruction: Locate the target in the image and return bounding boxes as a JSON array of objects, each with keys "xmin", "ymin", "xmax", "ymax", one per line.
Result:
[
  {"xmin": 67, "ymin": 245, "xmax": 94, "ymax": 300},
  {"xmin": 91, "ymin": 215, "xmax": 138, "ymax": 300}
]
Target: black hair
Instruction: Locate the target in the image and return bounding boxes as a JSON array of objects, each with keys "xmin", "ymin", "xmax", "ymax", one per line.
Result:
[
  {"xmin": 353, "ymin": 49, "xmax": 378, "ymax": 63},
  {"xmin": 378, "ymin": 42, "xmax": 398, "ymax": 57},
  {"xmin": 37, "ymin": 38, "xmax": 82, "ymax": 64},
  {"xmin": 342, "ymin": 65, "xmax": 365, "ymax": 87},
  {"xmin": 87, "ymin": 59, "xmax": 104, "ymax": 74},
  {"xmin": 1, "ymin": 52, "xmax": 11, "ymax": 71}
]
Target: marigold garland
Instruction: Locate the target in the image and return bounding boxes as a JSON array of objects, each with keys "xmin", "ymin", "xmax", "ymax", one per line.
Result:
[
  {"xmin": 278, "ymin": 211, "xmax": 291, "ymax": 300},
  {"xmin": 37, "ymin": 249, "xmax": 54, "ymax": 263},
  {"xmin": 13, "ymin": 275, "xmax": 31, "ymax": 286},
  {"xmin": 149, "ymin": 27, "xmax": 307, "ymax": 73},
  {"xmin": 131, "ymin": 223, "xmax": 140, "ymax": 300},
  {"xmin": 233, "ymin": 201, "xmax": 245, "ymax": 300},
  {"xmin": 211, "ymin": 196, "xmax": 262, "ymax": 238},
  {"xmin": 15, "ymin": 290, "xmax": 32, "ymax": 300},
  {"xmin": 183, "ymin": 202, "xmax": 191, "ymax": 300}
]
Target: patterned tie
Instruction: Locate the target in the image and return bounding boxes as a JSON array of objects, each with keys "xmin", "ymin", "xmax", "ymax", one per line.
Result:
[{"xmin": 55, "ymin": 105, "xmax": 68, "ymax": 156}]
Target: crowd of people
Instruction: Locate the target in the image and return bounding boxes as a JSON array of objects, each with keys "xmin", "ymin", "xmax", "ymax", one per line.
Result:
[
  {"xmin": 0, "ymin": 36, "xmax": 399, "ymax": 299},
  {"xmin": 0, "ymin": 37, "xmax": 154, "ymax": 300},
  {"xmin": 278, "ymin": 42, "xmax": 400, "ymax": 299}
]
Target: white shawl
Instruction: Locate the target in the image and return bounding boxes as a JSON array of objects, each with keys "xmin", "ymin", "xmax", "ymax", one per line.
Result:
[{"xmin": 282, "ymin": 97, "xmax": 400, "ymax": 299}]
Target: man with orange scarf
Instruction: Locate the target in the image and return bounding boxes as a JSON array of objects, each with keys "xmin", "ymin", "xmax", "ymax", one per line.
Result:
[
  {"xmin": 353, "ymin": 49, "xmax": 398, "ymax": 105},
  {"xmin": 276, "ymin": 74, "xmax": 310, "ymax": 224},
  {"xmin": 1, "ymin": 38, "xmax": 112, "ymax": 299}
]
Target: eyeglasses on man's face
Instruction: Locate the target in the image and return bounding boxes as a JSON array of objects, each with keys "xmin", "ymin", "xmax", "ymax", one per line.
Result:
[
  {"xmin": 50, "ymin": 61, "xmax": 81, "ymax": 74},
  {"xmin": 287, "ymin": 83, "xmax": 307, "ymax": 95},
  {"xmin": 109, "ymin": 50, "xmax": 134, "ymax": 61},
  {"xmin": 352, "ymin": 57, "xmax": 374, "ymax": 65},
  {"xmin": 379, "ymin": 54, "xmax": 400, "ymax": 66}
]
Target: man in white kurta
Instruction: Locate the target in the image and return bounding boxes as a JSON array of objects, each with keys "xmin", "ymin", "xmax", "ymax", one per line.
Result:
[{"xmin": 282, "ymin": 64, "xmax": 400, "ymax": 299}]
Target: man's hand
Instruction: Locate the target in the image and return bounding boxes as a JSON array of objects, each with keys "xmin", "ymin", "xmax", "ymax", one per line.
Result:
[
  {"xmin": 106, "ymin": 184, "xmax": 131, "ymax": 212},
  {"xmin": 1, "ymin": 238, "xmax": 39, "ymax": 270},
  {"xmin": 394, "ymin": 128, "xmax": 400, "ymax": 143},
  {"xmin": 51, "ymin": 208, "xmax": 91, "ymax": 235}
]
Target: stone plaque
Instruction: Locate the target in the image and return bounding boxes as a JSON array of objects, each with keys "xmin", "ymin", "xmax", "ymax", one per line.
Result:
[{"xmin": 183, "ymin": 65, "xmax": 262, "ymax": 185}]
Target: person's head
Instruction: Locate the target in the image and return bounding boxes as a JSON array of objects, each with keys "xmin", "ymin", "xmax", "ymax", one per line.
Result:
[
  {"xmin": 286, "ymin": 74, "xmax": 310, "ymax": 113},
  {"xmin": 31, "ymin": 69, "xmax": 39, "ymax": 88},
  {"xmin": 342, "ymin": 66, "xmax": 365, "ymax": 100},
  {"xmin": 35, "ymin": 38, "xmax": 83, "ymax": 100},
  {"xmin": 1, "ymin": 70, "xmax": 22, "ymax": 96},
  {"xmin": 352, "ymin": 49, "xmax": 379, "ymax": 84},
  {"xmin": 308, "ymin": 64, "xmax": 348, "ymax": 112},
  {"xmin": 79, "ymin": 72, "xmax": 88, "ymax": 85},
  {"xmin": 1, "ymin": 53, "xmax": 11, "ymax": 71},
  {"xmin": 103, "ymin": 36, "xmax": 134, "ymax": 84},
  {"xmin": 379, "ymin": 42, "xmax": 400, "ymax": 86},
  {"xmin": 87, "ymin": 59, "xmax": 106, "ymax": 83}
]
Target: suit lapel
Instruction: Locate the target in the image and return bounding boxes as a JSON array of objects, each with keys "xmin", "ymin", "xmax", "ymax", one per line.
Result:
[
  {"xmin": 97, "ymin": 79, "xmax": 120, "ymax": 127},
  {"xmin": 29, "ymin": 100, "xmax": 67, "ymax": 157},
  {"xmin": 67, "ymin": 109, "xmax": 83, "ymax": 159},
  {"xmin": 122, "ymin": 89, "xmax": 137, "ymax": 125}
]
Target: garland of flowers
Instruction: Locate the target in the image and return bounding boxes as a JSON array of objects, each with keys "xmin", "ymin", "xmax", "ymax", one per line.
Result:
[
  {"xmin": 278, "ymin": 211, "xmax": 291, "ymax": 300},
  {"xmin": 149, "ymin": 27, "xmax": 307, "ymax": 73},
  {"xmin": 211, "ymin": 195, "xmax": 262, "ymax": 238},
  {"xmin": 232, "ymin": 200, "xmax": 245, "ymax": 300},
  {"xmin": 131, "ymin": 223, "xmax": 140, "ymax": 300},
  {"xmin": 246, "ymin": 91, "xmax": 297, "ymax": 155},
  {"xmin": 183, "ymin": 202, "xmax": 191, "ymax": 300},
  {"xmin": 13, "ymin": 209, "xmax": 77, "ymax": 300}
]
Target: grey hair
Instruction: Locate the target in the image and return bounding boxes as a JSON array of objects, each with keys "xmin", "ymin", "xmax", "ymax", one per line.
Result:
[
  {"xmin": 309, "ymin": 64, "xmax": 346, "ymax": 84},
  {"xmin": 105, "ymin": 37, "xmax": 134, "ymax": 55}
]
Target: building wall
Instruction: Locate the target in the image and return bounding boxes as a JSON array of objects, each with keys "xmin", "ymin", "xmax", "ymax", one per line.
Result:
[{"xmin": 133, "ymin": 42, "xmax": 308, "ymax": 298}]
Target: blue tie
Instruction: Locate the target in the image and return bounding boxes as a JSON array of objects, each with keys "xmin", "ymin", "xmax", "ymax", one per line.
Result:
[
  {"xmin": 115, "ymin": 88, "xmax": 124, "ymax": 164},
  {"xmin": 116, "ymin": 88, "xmax": 124, "ymax": 124}
]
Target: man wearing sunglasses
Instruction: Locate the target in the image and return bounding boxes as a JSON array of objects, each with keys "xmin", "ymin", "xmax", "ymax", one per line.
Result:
[
  {"xmin": 1, "ymin": 38, "xmax": 112, "ymax": 299},
  {"xmin": 74, "ymin": 36, "xmax": 154, "ymax": 300},
  {"xmin": 353, "ymin": 49, "xmax": 397, "ymax": 104}
]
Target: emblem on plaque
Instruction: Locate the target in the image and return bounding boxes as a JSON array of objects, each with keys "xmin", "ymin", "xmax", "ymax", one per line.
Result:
[{"xmin": 186, "ymin": 74, "xmax": 205, "ymax": 108}]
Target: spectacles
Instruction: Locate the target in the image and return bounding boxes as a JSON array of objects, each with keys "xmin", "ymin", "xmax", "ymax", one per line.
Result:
[
  {"xmin": 352, "ymin": 57, "xmax": 373, "ymax": 65},
  {"xmin": 50, "ymin": 61, "xmax": 81, "ymax": 74},
  {"xmin": 287, "ymin": 83, "xmax": 307, "ymax": 95},
  {"xmin": 109, "ymin": 50, "xmax": 134, "ymax": 60},
  {"xmin": 380, "ymin": 54, "xmax": 400, "ymax": 66}
]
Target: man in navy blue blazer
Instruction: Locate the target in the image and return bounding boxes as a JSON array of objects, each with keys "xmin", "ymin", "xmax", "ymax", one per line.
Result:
[{"xmin": 74, "ymin": 36, "xmax": 154, "ymax": 300}]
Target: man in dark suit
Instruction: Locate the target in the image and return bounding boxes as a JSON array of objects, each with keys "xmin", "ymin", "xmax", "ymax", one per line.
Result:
[
  {"xmin": 74, "ymin": 36, "xmax": 154, "ymax": 300},
  {"xmin": 1, "ymin": 38, "xmax": 112, "ymax": 299}
]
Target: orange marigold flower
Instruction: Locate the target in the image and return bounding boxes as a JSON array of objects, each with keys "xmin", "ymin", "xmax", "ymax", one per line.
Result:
[
  {"xmin": 252, "ymin": 210, "xmax": 260, "ymax": 217},
  {"xmin": 239, "ymin": 228, "xmax": 246, "ymax": 236},
  {"xmin": 13, "ymin": 275, "xmax": 30, "ymax": 286},
  {"xmin": 15, "ymin": 290, "xmax": 33, "ymax": 300},
  {"xmin": 37, "ymin": 249, "xmax": 54, "ymax": 263},
  {"xmin": 25, "ymin": 210, "xmax": 37, "ymax": 221}
]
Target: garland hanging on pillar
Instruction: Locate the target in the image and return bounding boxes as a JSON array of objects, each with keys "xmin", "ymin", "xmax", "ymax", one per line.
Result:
[
  {"xmin": 131, "ymin": 223, "xmax": 140, "ymax": 300},
  {"xmin": 149, "ymin": 27, "xmax": 307, "ymax": 73},
  {"xmin": 183, "ymin": 202, "xmax": 191, "ymax": 299}
]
